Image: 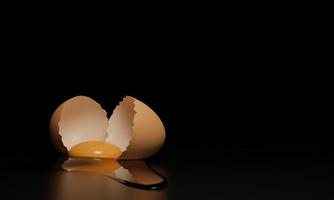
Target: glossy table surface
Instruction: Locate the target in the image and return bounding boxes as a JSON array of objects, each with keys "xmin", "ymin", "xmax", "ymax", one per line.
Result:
[{"xmin": 1, "ymin": 148, "xmax": 334, "ymax": 200}]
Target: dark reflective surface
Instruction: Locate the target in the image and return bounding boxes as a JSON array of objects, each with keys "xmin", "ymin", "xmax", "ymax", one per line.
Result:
[
  {"xmin": 1, "ymin": 149, "xmax": 334, "ymax": 199},
  {"xmin": 48, "ymin": 172, "xmax": 167, "ymax": 200},
  {"xmin": 0, "ymin": 156, "xmax": 169, "ymax": 200}
]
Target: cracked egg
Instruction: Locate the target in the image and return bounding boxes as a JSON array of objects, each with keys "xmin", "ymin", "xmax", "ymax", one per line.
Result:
[{"xmin": 50, "ymin": 96, "xmax": 166, "ymax": 160}]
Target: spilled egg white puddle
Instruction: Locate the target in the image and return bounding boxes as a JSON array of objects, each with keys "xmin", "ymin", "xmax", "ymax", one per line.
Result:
[{"xmin": 61, "ymin": 157, "xmax": 167, "ymax": 190}]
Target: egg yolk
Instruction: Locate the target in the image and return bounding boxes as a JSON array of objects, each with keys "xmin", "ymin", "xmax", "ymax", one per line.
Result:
[{"xmin": 69, "ymin": 141, "xmax": 122, "ymax": 159}]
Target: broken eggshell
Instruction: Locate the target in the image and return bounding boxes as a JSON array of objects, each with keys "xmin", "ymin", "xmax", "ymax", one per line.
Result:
[{"xmin": 50, "ymin": 96, "xmax": 166, "ymax": 160}]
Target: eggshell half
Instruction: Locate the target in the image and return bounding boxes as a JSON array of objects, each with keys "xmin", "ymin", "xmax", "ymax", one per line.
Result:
[
  {"xmin": 117, "ymin": 97, "xmax": 166, "ymax": 160},
  {"xmin": 50, "ymin": 96, "xmax": 109, "ymax": 152}
]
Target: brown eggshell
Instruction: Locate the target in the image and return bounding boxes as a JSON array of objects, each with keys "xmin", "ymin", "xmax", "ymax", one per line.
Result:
[
  {"xmin": 50, "ymin": 103, "xmax": 67, "ymax": 153},
  {"xmin": 50, "ymin": 96, "xmax": 109, "ymax": 152},
  {"xmin": 119, "ymin": 97, "xmax": 166, "ymax": 160}
]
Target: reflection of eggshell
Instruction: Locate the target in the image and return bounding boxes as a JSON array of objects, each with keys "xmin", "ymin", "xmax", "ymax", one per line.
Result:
[
  {"xmin": 50, "ymin": 95, "xmax": 166, "ymax": 160},
  {"xmin": 50, "ymin": 170, "xmax": 167, "ymax": 199},
  {"xmin": 120, "ymin": 160, "xmax": 164, "ymax": 185},
  {"xmin": 62, "ymin": 158, "xmax": 165, "ymax": 187}
]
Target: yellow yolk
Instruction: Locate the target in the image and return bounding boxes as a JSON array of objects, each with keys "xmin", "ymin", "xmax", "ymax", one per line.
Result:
[{"xmin": 69, "ymin": 141, "xmax": 122, "ymax": 159}]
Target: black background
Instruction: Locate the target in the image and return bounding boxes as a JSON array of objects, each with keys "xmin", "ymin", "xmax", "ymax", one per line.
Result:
[{"xmin": 0, "ymin": 12, "xmax": 333, "ymax": 199}]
